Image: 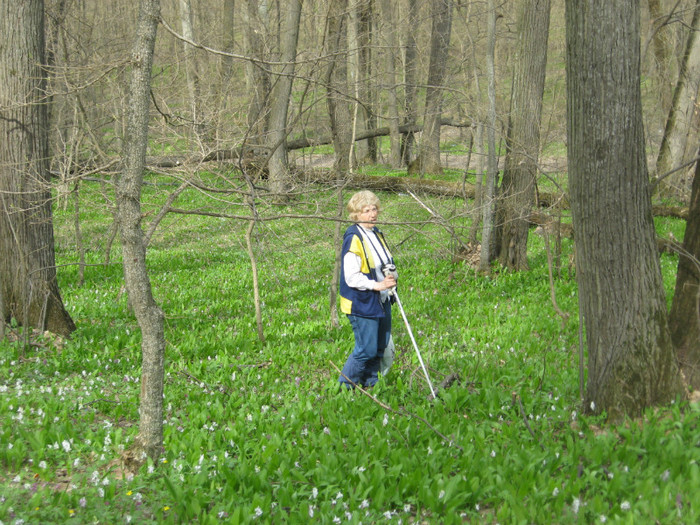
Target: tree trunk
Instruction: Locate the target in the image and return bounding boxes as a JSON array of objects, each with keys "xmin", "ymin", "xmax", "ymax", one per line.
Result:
[
  {"xmin": 356, "ymin": 0, "xmax": 376, "ymax": 164},
  {"xmin": 401, "ymin": 0, "xmax": 419, "ymax": 166},
  {"xmin": 245, "ymin": 0, "xmax": 271, "ymax": 148},
  {"xmin": 221, "ymin": 0, "xmax": 236, "ymax": 82},
  {"xmin": 469, "ymin": 122, "xmax": 485, "ymax": 245},
  {"xmin": 266, "ymin": 0, "xmax": 303, "ymax": 194},
  {"xmin": 566, "ymin": 0, "xmax": 683, "ymax": 419},
  {"xmin": 325, "ymin": 0, "xmax": 352, "ymax": 326},
  {"xmin": 479, "ymin": 0, "xmax": 498, "ymax": 273},
  {"xmin": 654, "ymin": 0, "xmax": 700, "ymax": 199},
  {"xmin": 496, "ymin": 0, "xmax": 551, "ymax": 270},
  {"xmin": 669, "ymin": 152, "xmax": 700, "ymax": 388},
  {"xmin": 325, "ymin": 0, "xmax": 354, "ymax": 173},
  {"xmin": 347, "ymin": 0, "xmax": 367, "ymax": 161},
  {"xmin": 118, "ymin": 0, "xmax": 166, "ymax": 462},
  {"xmin": 0, "ymin": 0, "xmax": 75, "ymax": 338},
  {"xmin": 178, "ymin": 0, "xmax": 203, "ymax": 135},
  {"xmin": 417, "ymin": 0, "xmax": 453, "ymax": 175},
  {"xmin": 646, "ymin": 0, "xmax": 677, "ymax": 116},
  {"xmin": 380, "ymin": 0, "xmax": 401, "ymax": 168}
]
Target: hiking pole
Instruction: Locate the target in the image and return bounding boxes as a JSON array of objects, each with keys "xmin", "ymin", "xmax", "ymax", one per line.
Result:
[{"xmin": 382, "ymin": 264, "xmax": 437, "ymax": 399}]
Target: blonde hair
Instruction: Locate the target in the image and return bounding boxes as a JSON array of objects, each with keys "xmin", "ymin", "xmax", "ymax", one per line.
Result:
[{"xmin": 347, "ymin": 190, "xmax": 381, "ymax": 222}]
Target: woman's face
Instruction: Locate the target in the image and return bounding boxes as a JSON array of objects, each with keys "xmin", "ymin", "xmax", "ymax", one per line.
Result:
[{"xmin": 358, "ymin": 204, "xmax": 379, "ymax": 228}]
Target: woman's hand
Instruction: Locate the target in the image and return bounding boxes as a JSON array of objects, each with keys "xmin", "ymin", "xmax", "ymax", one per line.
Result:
[{"xmin": 375, "ymin": 275, "xmax": 396, "ymax": 291}]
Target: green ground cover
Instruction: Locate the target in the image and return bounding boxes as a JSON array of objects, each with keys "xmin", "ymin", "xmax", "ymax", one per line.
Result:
[{"xmin": 1, "ymin": 181, "xmax": 697, "ymax": 524}]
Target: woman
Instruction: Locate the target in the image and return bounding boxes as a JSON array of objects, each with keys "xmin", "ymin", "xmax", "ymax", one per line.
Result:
[{"xmin": 338, "ymin": 190, "xmax": 397, "ymax": 389}]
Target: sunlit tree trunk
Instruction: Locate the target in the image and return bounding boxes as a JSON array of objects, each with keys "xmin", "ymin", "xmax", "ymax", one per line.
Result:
[
  {"xmin": 118, "ymin": 0, "xmax": 166, "ymax": 461},
  {"xmin": 669, "ymin": 154, "xmax": 700, "ymax": 388},
  {"xmin": 0, "ymin": 0, "xmax": 75, "ymax": 338},
  {"xmin": 417, "ymin": 0, "xmax": 452, "ymax": 175},
  {"xmin": 654, "ymin": 0, "xmax": 700, "ymax": 199},
  {"xmin": 566, "ymin": 0, "xmax": 683, "ymax": 419},
  {"xmin": 266, "ymin": 0, "xmax": 302, "ymax": 194},
  {"xmin": 496, "ymin": 0, "xmax": 551, "ymax": 270}
]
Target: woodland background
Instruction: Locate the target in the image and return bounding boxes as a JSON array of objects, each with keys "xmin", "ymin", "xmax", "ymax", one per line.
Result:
[{"xmin": 3, "ymin": 0, "xmax": 700, "ymax": 523}]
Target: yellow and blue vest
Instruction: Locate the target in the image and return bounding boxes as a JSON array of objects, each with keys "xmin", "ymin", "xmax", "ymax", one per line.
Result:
[{"xmin": 339, "ymin": 224, "xmax": 393, "ymax": 317}]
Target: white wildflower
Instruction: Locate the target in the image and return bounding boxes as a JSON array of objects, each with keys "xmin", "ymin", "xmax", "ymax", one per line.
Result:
[{"xmin": 572, "ymin": 498, "xmax": 580, "ymax": 514}]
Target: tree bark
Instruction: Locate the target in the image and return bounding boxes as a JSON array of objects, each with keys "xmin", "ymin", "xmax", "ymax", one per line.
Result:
[
  {"xmin": 118, "ymin": 0, "xmax": 166, "ymax": 462},
  {"xmin": 221, "ymin": 0, "xmax": 236, "ymax": 82},
  {"xmin": 417, "ymin": 0, "xmax": 453, "ymax": 175},
  {"xmin": 325, "ymin": 0, "xmax": 354, "ymax": 173},
  {"xmin": 496, "ymin": 0, "xmax": 551, "ymax": 270},
  {"xmin": 645, "ymin": 0, "xmax": 677, "ymax": 116},
  {"xmin": 654, "ymin": 0, "xmax": 700, "ymax": 199},
  {"xmin": 356, "ymin": 0, "xmax": 376, "ymax": 164},
  {"xmin": 479, "ymin": 0, "xmax": 497, "ymax": 272},
  {"xmin": 244, "ymin": 0, "xmax": 271, "ymax": 148},
  {"xmin": 566, "ymin": 0, "xmax": 683, "ymax": 419},
  {"xmin": 325, "ymin": 0, "xmax": 352, "ymax": 324},
  {"xmin": 178, "ymin": 0, "xmax": 203, "ymax": 134},
  {"xmin": 0, "ymin": 0, "xmax": 75, "ymax": 337},
  {"xmin": 669, "ymin": 153, "xmax": 700, "ymax": 388},
  {"xmin": 401, "ymin": 0, "xmax": 419, "ymax": 166},
  {"xmin": 266, "ymin": 0, "xmax": 303, "ymax": 194},
  {"xmin": 380, "ymin": 0, "xmax": 401, "ymax": 168}
]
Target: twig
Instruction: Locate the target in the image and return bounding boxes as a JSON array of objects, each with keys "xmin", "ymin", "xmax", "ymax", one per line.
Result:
[{"xmin": 514, "ymin": 393, "xmax": 544, "ymax": 450}]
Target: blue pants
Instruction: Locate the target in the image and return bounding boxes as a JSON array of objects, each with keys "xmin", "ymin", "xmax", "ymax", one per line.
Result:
[{"xmin": 339, "ymin": 301, "xmax": 392, "ymax": 388}]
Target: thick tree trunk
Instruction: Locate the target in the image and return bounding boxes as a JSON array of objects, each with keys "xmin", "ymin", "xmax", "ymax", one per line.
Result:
[
  {"xmin": 496, "ymin": 0, "xmax": 551, "ymax": 270},
  {"xmin": 566, "ymin": 0, "xmax": 682, "ymax": 419},
  {"xmin": 118, "ymin": 0, "xmax": 166, "ymax": 462},
  {"xmin": 654, "ymin": 0, "xmax": 700, "ymax": 199},
  {"xmin": 669, "ymin": 155, "xmax": 700, "ymax": 388},
  {"xmin": 266, "ymin": 0, "xmax": 303, "ymax": 194},
  {"xmin": 417, "ymin": 0, "xmax": 453, "ymax": 175},
  {"xmin": 0, "ymin": 0, "xmax": 75, "ymax": 337}
]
